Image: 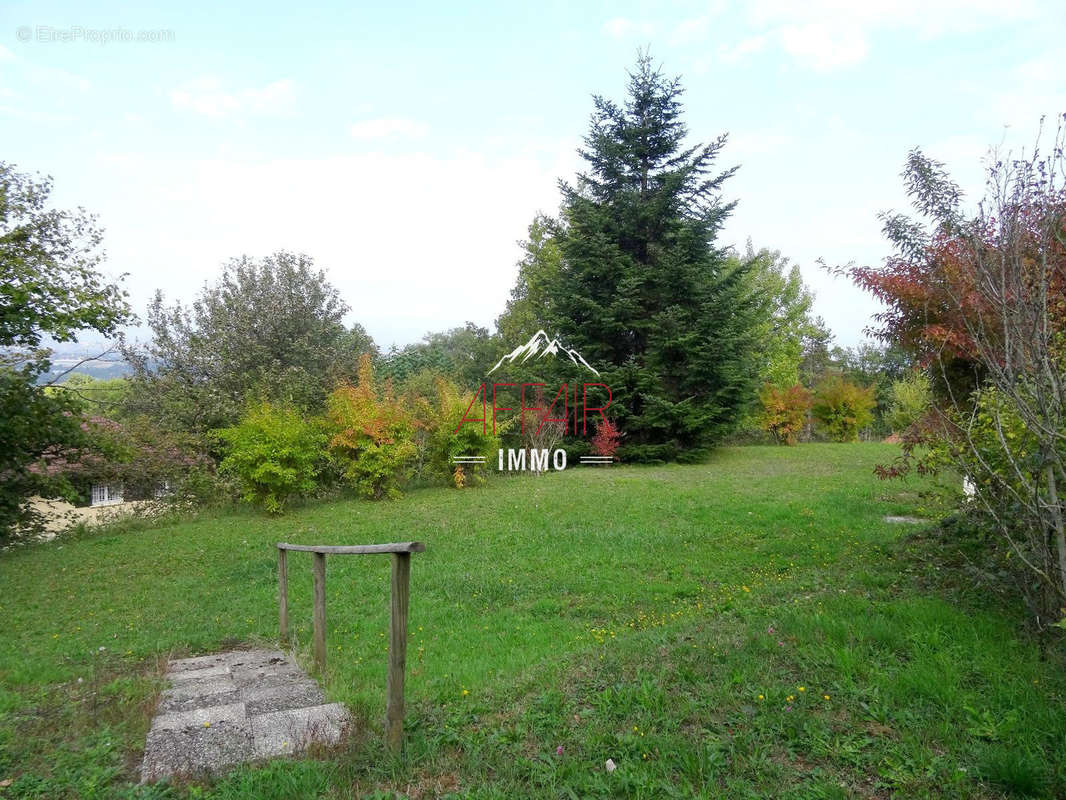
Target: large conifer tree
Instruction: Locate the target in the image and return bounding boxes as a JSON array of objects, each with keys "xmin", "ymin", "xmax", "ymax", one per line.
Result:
[{"xmin": 546, "ymin": 55, "xmax": 759, "ymax": 458}]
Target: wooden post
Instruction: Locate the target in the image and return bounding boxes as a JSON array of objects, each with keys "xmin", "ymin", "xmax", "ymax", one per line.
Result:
[
  {"xmin": 278, "ymin": 547, "xmax": 289, "ymax": 644},
  {"xmin": 386, "ymin": 551, "xmax": 411, "ymax": 752},
  {"xmin": 312, "ymin": 552, "xmax": 327, "ymax": 674}
]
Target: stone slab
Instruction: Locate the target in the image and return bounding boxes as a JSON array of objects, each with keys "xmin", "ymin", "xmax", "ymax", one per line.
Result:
[
  {"xmin": 231, "ymin": 665, "xmax": 307, "ymax": 689},
  {"xmin": 243, "ymin": 681, "xmax": 325, "ymax": 716},
  {"xmin": 168, "ymin": 663, "xmax": 232, "ymax": 682},
  {"xmin": 150, "ymin": 702, "xmax": 246, "ymax": 732},
  {"xmin": 250, "ymin": 703, "xmax": 348, "ymax": 759},
  {"xmin": 165, "ymin": 674, "xmax": 237, "ymax": 700},
  {"xmin": 141, "ymin": 719, "xmax": 254, "ymax": 782},
  {"xmin": 227, "ymin": 649, "xmax": 296, "ymax": 668},
  {"xmin": 159, "ymin": 689, "xmax": 242, "ymax": 714},
  {"xmin": 167, "ymin": 652, "xmax": 235, "ymax": 673},
  {"xmin": 140, "ymin": 648, "xmax": 348, "ymax": 782}
]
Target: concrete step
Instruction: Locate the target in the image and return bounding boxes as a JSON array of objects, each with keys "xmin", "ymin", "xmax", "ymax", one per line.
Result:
[{"xmin": 140, "ymin": 648, "xmax": 349, "ymax": 782}]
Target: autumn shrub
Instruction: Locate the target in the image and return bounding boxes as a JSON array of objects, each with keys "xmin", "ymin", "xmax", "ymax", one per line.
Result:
[
  {"xmin": 214, "ymin": 400, "xmax": 326, "ymax": 513},
  {"xmin": 412, "ymin": 376, "xmax": 499, "ymax": 487},
  {"xmin": 758, "ymin": 383, "xmax": 811, "ymax": 445},
  {"xmin": 812, "ymin": 378, "xmax": 876, "ymax": 442},
  {"xmin": 590, "ymin": 417, "xmax": 623, "ymax": 459},
  {"xmin": 326, "ymin": 355, "xmax": 415, "ymax": 499}
]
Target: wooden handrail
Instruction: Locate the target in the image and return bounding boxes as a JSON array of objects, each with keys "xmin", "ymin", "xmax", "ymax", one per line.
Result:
[
  {"xmin": 277, "ymin": 540, "xmax": 424, "ymax": 752},
  {"xmin": 277, "ymin": 541, "xmax": 425, "ymax": 554}
]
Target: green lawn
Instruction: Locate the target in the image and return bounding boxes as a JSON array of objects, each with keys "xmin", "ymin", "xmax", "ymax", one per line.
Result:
[{"xmin": 1, "ymin": 444, "xmax": 1064, "ymax": 798}]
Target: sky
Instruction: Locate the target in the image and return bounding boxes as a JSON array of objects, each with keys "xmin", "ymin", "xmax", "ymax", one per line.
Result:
[{"xmin": 2, "ymin": 0, "xmax": 1065, "ymax": 352}]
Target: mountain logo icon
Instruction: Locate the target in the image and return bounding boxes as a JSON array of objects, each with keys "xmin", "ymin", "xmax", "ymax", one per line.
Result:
[{"xmin": 488, "ymin": 330, "xmax": 600, "ymax": 376}]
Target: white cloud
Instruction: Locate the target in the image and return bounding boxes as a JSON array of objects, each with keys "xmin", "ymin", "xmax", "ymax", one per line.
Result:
[
  {"xmin": 982, "ymin": 52, "xmax": 1066, "ymax": 128},
  {"xmin": 746, "ymin": 0, "xmax": 1039, "ymax": 35},
  {"xmin": 669, "ymin": 2, "xmax": 727, "ymax": 45},
  {"xmin": 602, "ymin": 17, "xmax": 656, "ymax": 39},
  {"xmin": 738, "ymin": 0, "xmax": 1043, "ymax": 71},
  {"xmin": 727, "ymin": 128, "xmax": 789, "ymax": 158},
  {"xmin": 170, "ymin": 77, "xmax": 296, "ymax": 117},
  {"xmin": 670, "ymin": 17, "xmax": 710, "ymax": 45},
  {"xmin": 0, "ymin": 105, "xmax": 72, "ymax": 123},
  {"xmin": 349, "ymin": 117, "xmax": 428, "ymax": 139},
  {"xmin": 30, "ymin": 63, "xmax": 90, "ymax": 92},
  {"xmin": 717, "ymin": 34, "xmax": 769, "ymax": 65},
  {"xmin": 0, "ymin": 47, "xmax": 85, "ymax": 123},
  {"xmin": 241, "ymin": 79, "xmax": 296, "ymax": 112},
  {"xmin": 0, "ymin": 46, "xmax": 90, "ymax": 95},
  {"xmin": 778, "ymin": 23, "xmax": 867, "ymax": 71}
]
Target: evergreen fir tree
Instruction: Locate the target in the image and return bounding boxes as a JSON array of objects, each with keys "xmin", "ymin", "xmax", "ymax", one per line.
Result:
[{"xmin": 546, "ymin": 54, "xmax": 760, "ymax": 458}]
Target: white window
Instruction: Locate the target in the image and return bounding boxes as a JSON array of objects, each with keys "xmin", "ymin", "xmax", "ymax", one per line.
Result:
[{"xmin": 90, "ymin": 483, "xmax": 124, "ymax": 506}]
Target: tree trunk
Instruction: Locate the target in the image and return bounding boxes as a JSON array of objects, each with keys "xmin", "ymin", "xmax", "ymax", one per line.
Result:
[{"xmin": 1043, "ymin": 463, "xmax": 1066, "ymax": 602}]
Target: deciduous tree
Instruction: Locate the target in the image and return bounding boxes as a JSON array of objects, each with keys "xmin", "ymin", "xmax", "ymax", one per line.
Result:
[
  {"xmin": 845, "ymin": 118, "xmax": 1066, "ymax": 626},
  {"xmin": 0, "ymin": 162, "xmax": 132, "ymax": 537},
  {"xmin": 738, "ymin": 244, "xmax": 816, "ymax": 388},
  {"xmin": 123, "ymin": 251, "xmax": 375, "ymax": 433},
  {"xmin": 495, "ymin": 214, "xmax": 563, "ymax": 345},
  {"xmin": 381, "ymin": 323, "xmax": 495, "ymax": 389}
]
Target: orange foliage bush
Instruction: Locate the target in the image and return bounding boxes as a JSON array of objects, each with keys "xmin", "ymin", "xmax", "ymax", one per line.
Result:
[{"xmin": 758, "ymin": 383, "xmax": 811, "ymax": 445}]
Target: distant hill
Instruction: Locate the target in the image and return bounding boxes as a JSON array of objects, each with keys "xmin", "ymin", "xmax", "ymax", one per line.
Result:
[{"xmin": 32, "ymin": 344, "xmax": 133, "ymax": 384}]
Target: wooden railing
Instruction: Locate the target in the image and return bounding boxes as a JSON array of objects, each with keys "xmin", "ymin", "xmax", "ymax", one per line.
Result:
[{"xmin": 276, "ymin": 540, "xmax": 426, "ymax": 751}]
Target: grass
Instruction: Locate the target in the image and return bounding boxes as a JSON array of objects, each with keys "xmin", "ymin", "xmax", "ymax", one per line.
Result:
[{"xmin": 1, "ymin": 443, "xmax": 1064, "ymax": 798}]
